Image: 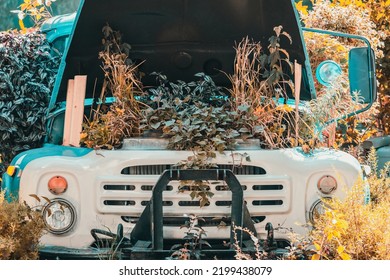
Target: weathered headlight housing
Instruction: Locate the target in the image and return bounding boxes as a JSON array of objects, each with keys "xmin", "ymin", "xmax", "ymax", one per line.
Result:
[
  {"xmin": 42, "ymin": 199, "xmax": 76, "ymax": 234},
  {"xmin": 317, "ymin": 175, "xmax": 337, "ymax": 195},
  {"xmin": 309, "ymin": 199, "xmax": 327, "ymax": 224}
]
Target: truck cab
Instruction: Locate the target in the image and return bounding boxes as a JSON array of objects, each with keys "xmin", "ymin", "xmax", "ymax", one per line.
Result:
[{"xmin": 2, "ymin": 0, "xmax": 376, "ymax": 259}]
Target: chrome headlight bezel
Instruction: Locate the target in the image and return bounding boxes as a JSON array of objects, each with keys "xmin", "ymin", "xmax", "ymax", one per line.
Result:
[
  {"xmin": 308, "ymin": 199, "xmax": 328, "ymax": 225},
  {"xmin": 42, "ymin": 198, "xmax": 76, "ymax": 234}
]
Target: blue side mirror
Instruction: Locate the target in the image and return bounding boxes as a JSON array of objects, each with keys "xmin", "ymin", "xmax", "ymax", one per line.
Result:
[{"xmin": 349, "ymin": 47, "xmax": 376, "ymax": 104}]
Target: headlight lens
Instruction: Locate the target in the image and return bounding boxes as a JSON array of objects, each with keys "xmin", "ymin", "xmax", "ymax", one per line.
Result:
[
  {"xmin": 317, "ymin": 175, "xmax": 337, "ymax": 195},
  {"xmin": 42, "ymin": 199, "xmax": 76, "ymax": 234},
  {"xmin": 316, "ymin": 60, "xmax": 342, "ymax": 87},
  {"xmin": 309, "ymin": 199, "xmax": 327, "ymax": 224}
]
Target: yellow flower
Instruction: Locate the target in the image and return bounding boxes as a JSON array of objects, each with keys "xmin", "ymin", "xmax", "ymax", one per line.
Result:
[{"xmin": 276, "ymin": 104, "xmax": 294, "ymax": 113}]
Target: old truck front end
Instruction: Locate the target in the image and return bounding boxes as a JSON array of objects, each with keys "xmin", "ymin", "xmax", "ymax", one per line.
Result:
[{"xmin": 2, "ymin": 0, "xmax": 376, "ymax": 259}]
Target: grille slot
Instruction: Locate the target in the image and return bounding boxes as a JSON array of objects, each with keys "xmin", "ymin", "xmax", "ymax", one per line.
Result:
[
  {"xmin": 141, "ymin": 185, "xmax": 173, "ymax": 191},
  {"xmin": 103, "ymin": 185, "xmax": 135, "ymax": 191},
  {"xmin": 178, "ymin": 201, "xmax": 210, "ymax": 207},
  {"xmin": 179, "ymin": 185, "xmax": 211, "ymax": 191},
  {"xmin": 122, "ymin": 165, "xmax": 174, "ymax": 175},
  {"xmin": 252, "ymin": 200, "xmax": 283, "ymax": 206},
  {"xmin": 104, "ymin": 200, "xmax": 136, "ymax": 206},
  {"xmin": 141, "ymin": 201, "xmax": 173, "ymax": 206},
  {"xmin": 215, "ymin": 185, "xmax": 247, "ymax": 191},
  {"xmin": 253, "ymin": 185, "xmax": 283, "ymax": 191},
  {"xmin": 121, "ymin": 165, "xmax": 266, "ymax": 175},
  {"xmin": 216, "ymin": 165, "xmax": 266, "ymax": 175},
  {"xmin": 215, "ymin": 201, "xmax": 232, "ymax": 206}
]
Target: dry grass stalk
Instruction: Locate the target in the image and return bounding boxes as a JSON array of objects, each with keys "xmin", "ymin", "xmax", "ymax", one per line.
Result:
[
  {"xmin": 0, "ymin": 192, "xmax": 45, "ymax": 260},
  {"xmin": 81, "ymin": 26, "xmax": 146, "ymax": 149},
  {"xmin": 228, "ymin": 33, "xmax": 314, "ymax": 149}
]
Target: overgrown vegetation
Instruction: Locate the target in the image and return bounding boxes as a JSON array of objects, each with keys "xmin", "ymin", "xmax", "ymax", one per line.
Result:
[
  {"xmin": 309, "ymin": 161, "xmax": 390, "ymax": 260},
  {"xmin": 232, "ymin": 153, "xmax": 390, "ymax": 260},
  {"xmin": 83, "ymin": 25, "xmax": 316, "ymax": 151},
  {"xmin": 296, "ymin": 0, "xmax": 390, "ymax": 146},
  {"xmin": 80, "ymin": 25, "xmax": 320, "ymax": 206},
  {"xmin": 0, "ymin": 30, "xmax": 60, "ymax": 173},
  {"xmin": 168, "ymin": 214, "xmax": 210, "ymax": 260},
  {"xmin": 11, "ymin": 0, "xmax": 58, "ymax": 30},
  {"xmin": 228, "ymin": 31, "xmax": 313, "ymax": 149},
  {"xmin": 0, "ymin": 191, "xmax": 46, "ymax": 260},
  {"xmin": 80, "ymin": 24, "xmax": 145, "ymax": 149}
]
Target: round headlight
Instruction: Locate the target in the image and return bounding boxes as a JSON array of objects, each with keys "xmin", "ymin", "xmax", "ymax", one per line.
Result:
[
  {"xmin": 316, "ymin": 60, "xmax": 342, "ymax": 87},
  {"xmin": 309, "ymin": 199, "xmax": 327, "ymax": 225},
  {"xmin": 317, "ymin": 175, "xmax": 337, "ymax": 195},
  {"xmin": 42, "ymin": 199, "xmax": 76, "ymax": 234},
  {"xmin": 48, "ymin": 176, "xmax": 68, "ymax": 195}
]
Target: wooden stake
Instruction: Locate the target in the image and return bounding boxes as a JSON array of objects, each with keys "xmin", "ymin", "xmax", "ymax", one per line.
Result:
[
  {"xmin": 62, "ymin": 75, "xmax": 87, "ymax": 147},
  {"xmin": 294, "ymin": 60, "xmax": 302, "ymax": 146},
  {"xmin": 63, "ymin": 79, "xmax": 74, "ymax": 146}
]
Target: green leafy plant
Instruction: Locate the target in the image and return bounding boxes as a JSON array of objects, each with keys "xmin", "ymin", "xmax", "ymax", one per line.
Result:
[
  {"xmin": 89, "ymin": 25, "xmax": 318, "ymax": 205},
  {"xmin": 142, "ymin": 72, "xmax": 240, "ymax": 206},
  {"xmin": 143, "ymin": 72, "xmax": 242, "ymax": 151},
  {"xmin": 168, "ymin": 214, "xmax": 210, "ymax": 260},
  {"xmin": 0, "ymin": 30, "xmax": 60, "ymax": 174},
  {"xmin": 144, "ymin": 27, "xmax": 314, "ymax": 151}
]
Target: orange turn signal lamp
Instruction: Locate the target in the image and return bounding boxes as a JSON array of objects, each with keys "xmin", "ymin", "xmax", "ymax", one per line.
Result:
[{"xmin": 48, "ymin": 176, "xmax": 68, "ymax": 195}]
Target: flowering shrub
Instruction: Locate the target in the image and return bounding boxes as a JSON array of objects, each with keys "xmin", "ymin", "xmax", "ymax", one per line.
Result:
[
  {"xmin": 299, "ymin": 0, "xmax": 385, "ymax": 58},
  {"xmin": 232, "ymin": 161, "xmax": 390, "ymax": 261},
  {"xmin": 310, "ymin": 164, "xmax": 390, "ymax": 260},
  {"xmin": 296, "ymin": 0, "xmax": 390, "ymax": 136},
  {"xmin": 11, "ymin": 0, "xmax": 59, "ymax": 30},
  {"xmin": 295, "ymin": 0, "xmax": 388, "ymax": 149}
]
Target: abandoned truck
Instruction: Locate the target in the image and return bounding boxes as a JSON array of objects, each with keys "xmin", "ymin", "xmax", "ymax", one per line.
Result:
[{"xmin": 1, "ymin": 0, "xmax": 376, "ymax": 259}]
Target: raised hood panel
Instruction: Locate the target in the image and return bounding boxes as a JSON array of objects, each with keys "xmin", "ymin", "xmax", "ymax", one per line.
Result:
[{"xmin": 54, "ymin": 0, "xmax": 314, "ymax": 103}]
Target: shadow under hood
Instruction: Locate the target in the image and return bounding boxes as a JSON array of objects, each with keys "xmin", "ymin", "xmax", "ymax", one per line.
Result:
[{"xmin": 53, "ymin": 0, "xmax": 314, "ymax": 103}]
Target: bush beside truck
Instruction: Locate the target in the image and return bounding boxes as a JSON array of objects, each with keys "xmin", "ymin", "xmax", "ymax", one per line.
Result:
[
  {"xmin": 0, "ymin": 31, "xmax": 57, "ymax": 260},
  {"xmin": 0, "ymin": 191, "xmax": 45, "ymax": 260},
  {"xmin": 0, "ymin": 30, "xmax": 61, "ymax": 174}
]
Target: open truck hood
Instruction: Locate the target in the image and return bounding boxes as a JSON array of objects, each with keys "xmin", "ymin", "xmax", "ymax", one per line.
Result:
[{"xmin": 51, "ymin": 0, "xmax": 315, "ymax": 104}]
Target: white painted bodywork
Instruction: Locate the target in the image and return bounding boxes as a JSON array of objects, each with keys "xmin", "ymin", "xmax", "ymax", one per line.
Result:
[{"xmin": 18, "ymin": 147, "xmax": 362, "ymax": 249}]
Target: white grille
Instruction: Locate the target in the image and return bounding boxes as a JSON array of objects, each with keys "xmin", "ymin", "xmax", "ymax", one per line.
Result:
[{"xmin": 97, "ymin": 174, "xmax": 291, "ymax": 216}]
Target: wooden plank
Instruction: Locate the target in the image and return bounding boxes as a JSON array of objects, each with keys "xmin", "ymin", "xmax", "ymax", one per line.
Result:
[
  {"xmin": 62, "ymin": 79, "xmax": 75, "ymax": 146},
  {"xmin": 69, "ymin": 75, "xmax": 87, "ymax": 147},
  {"xmin": 294, "ymin": 60, "xmax": 302, "ymax": 145}
]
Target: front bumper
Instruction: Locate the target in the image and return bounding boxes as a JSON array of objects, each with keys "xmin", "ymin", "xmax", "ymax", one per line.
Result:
[{"xmin": 39, "ymin": 245, "xmax": 119, "ymax": 260}]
